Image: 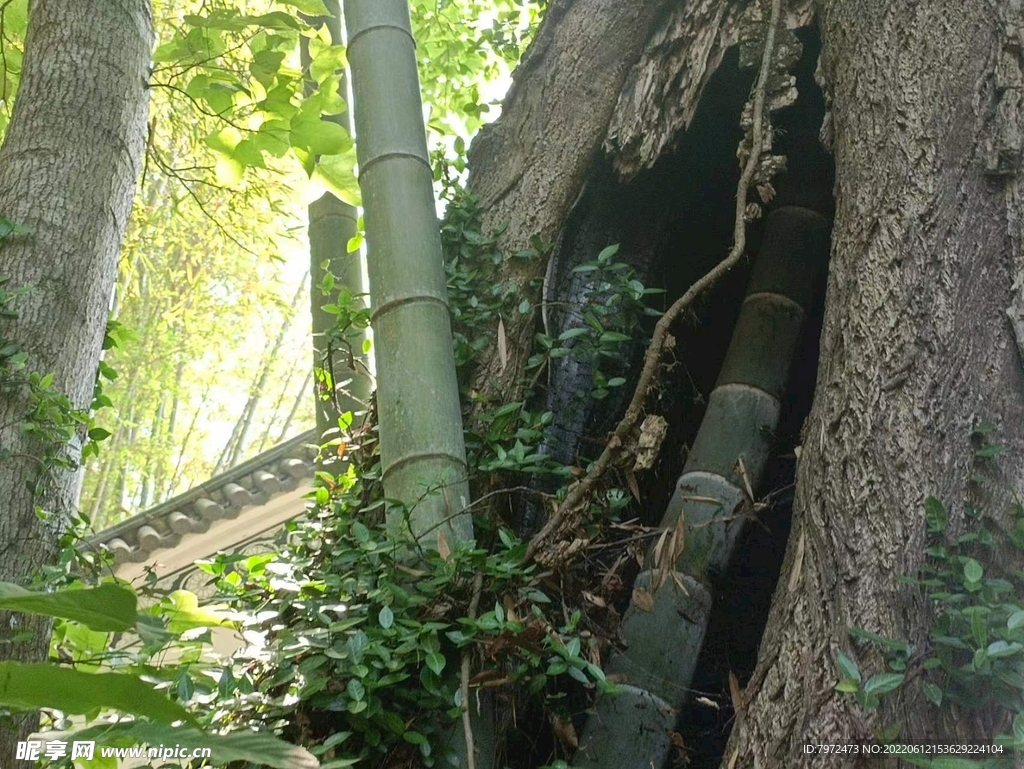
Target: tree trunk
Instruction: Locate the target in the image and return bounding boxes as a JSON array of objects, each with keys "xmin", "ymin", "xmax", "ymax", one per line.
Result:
[
  {"xmin": 461, "ymin": 0, "xmax": 1024, "ymax": 766},
  {"xmin": 0, "ymin": 0, "xmax": 151, "ymax": 753},
  {"xmin": 724, "ymin": 1, "xmax": 1024, "ymax": 765},
  {"xmin": 463, "ymin": 0, "xmax": 675, "ymax": 414},
  {"xmin": 304, "ymin": 0, "xmax": 371, "ymax": 443}
]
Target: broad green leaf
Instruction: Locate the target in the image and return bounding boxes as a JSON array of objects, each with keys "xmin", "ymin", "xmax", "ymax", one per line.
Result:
[
  {"xmin": 159, "ymin": 589, "xmax": 242, "ymax": 633},
  {"xmin": 1008, "ymin": 610, "xmax": 1024, "ymax": 631},
  {"xmin": 924, "ymin": 496, "xmax": 948, "ymax": 534},
  {"xmin": 251, "ymin": 49, "xmax": 287, "ymax": 87},
  {"xmin": 597, "ymin": 244, "xmax": 620, "ymax": 262},
  {"xmin": 986, "ymin": 640, "xmax": 1023, "ymax": 658},
  {"xmin": 54, "ymin": 721, "xmax": 318, "ymax": 769},
  {"xmin": 290, "ymin": 117, "xmax": 351, "ymax": 156},
  {"xmin": 215, "ymin": 154, "xmax": 245, "ymax": 185},
  {"xmin": 311, "ymin": 44, "xmax": 347, "ymax": 84},
  {"xmin": 836, "ymin": 652, "xmax": 861, "ymax": 683},
  {"xmin": 379, "ymin": 605, "xmax": 394, "ymax": 629},
  {"xmin": 963, "ymin": 558, "xmax": 983, "ymax": 583},
  {"xmin": 425, "ymin": 652, "xmax": 446, "ymax": 675},
  {"xmin": 862, "ymin": 673, "xmax": 905, "ymax": 695},
  {"xmin": 0, "ymin": 581, "xmax": 135, "ymax": 632},
  {"xmin": 0, "ymin": 662, "xmax": 193, "ymax": 724},
  {"xmin": 277, "ymin": 0, "xmax": 330, "ymax": 15},
  {"xmin": 315, "ymin": 152, "xmax": 361, "ymax": 206},
  {"xmin": 232, "ymin": 138, "xmax": 267, "ymax": 169}
]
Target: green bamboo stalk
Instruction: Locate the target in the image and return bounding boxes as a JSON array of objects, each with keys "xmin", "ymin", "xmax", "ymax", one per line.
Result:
[
  {"xmin": 342, "ymin": 0, "xmax": 472, "ymax": 547},
  {"xmin": 575, "ymin": 203, "xmax": 830, "ymax": 768},
  {"xmin": 304, "ymin": 0, "xmax": 371, "ymax": 442}
]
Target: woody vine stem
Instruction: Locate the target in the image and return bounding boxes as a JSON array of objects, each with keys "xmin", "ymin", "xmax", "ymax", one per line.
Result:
[{"xmin": 524, "ymin": 0, "xmax": 785, "ymax": 564}]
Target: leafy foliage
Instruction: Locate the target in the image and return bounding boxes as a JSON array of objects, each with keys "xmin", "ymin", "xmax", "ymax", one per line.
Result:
[
  {"xmin": 75, "ymin": 0, "xmax": 543, "ymax": 529},
  {"xmin": 835, "ymin": 429, "xmax": 1024, "ymax": 766}
]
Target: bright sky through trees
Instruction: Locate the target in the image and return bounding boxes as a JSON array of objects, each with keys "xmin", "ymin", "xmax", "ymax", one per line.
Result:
[{"xmin": 67, "ymin": 0, "xmax": 540, "ymax": 529}]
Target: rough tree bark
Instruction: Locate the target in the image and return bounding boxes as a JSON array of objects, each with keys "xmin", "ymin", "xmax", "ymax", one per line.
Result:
[
  {"xmin": 0, "ymin": 0, "xmax": 152, "ymax": 753},
  {"xmin": 465, "ymin": 0, "xmax": 1024, "ymax": 766},
  {"xmin": 725, "ymin": 1, "xmax": 1024, "ymax": 765},
  {"xmin": 464, "ymin": 0, "xmax": 675, "ymax": 410}
]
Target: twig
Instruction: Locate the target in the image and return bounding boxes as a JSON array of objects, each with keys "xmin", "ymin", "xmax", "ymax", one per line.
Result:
[
  {"xmin": 460, "ymin": 572, "xmax": 484, "ymax": 769},
  {"xmin": 524, "ymin": 0, "xmax": 784, "ymax": 564}
]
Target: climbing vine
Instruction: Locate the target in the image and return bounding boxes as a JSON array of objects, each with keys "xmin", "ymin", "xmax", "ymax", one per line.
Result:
[
  {"xmin": 0, "ymin": 217, "xmax": 120, "ymax": 585},
  {"xmin": 834, "ymin": 427, "xmax": 1024, "ymax": 766}
]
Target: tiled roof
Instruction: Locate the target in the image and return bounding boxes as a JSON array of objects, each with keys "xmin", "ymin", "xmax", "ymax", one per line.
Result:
[{"xmin": 87, "ymin": 429, "xmax": 318, "ymax": 566}]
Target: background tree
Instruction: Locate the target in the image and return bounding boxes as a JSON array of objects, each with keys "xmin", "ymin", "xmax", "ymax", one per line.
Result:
[
  {"xmin": 0, "ymin": 0, "xmax": 152, "ymax": 752},
  {"xmin": 76, "ymin": 0, "xmax": 540, "ymax": 529}
]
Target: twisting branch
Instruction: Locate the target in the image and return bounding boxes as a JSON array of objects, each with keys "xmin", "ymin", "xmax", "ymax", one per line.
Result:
[{"xmin": 525, "ymin": 0, "xmax": 784, "ymax": 564}]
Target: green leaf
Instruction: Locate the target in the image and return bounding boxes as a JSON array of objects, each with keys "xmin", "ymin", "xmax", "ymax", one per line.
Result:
[
  {"xmin": 379, "ymin": 605, "xmax": 394, "ymax": 629},
  {"xmin": 159, "ymin": 590, "xmax": 241, "ymax": 633},
  {"xmin": 862, "ymin": 673, "xmax": 905, "ymax": 695},
  {"xmin": 403, "ymin": 730, "xmax": 428, "ymax": 746},
  {"xmin": 597, "ymin": 244, "xmax": 620, "ymax": 262},
  {"xmin": 347, "ymin": 678, "xmax": 365, "ymax": 702},
  {"xmin": 925, "ymin": 496, "xmax": 948, "ymax": 534},
  {"xmin": 986, "ymin": 640, "xmax": 1023, "ymax": 658},
  {"xmin": 1007, "ymin": 610, "xmax": 1024, "ymax": 631},
  {"xmin": 836, "ymin": 652, "xmax": 861, "ymax": 683},
  {"xmin": 963, "ymin": 558, "xmax": 983, "ymax": 583},
  {"xmin": 315, "ymin": 152, "xmax": 361, "ymax": 207},
  {"xmin": 425, "ymin": 652, "xmax": 446, "ymax": 676},
  {"xmin": 311, "ymin": 44, "xmax": 347, "ymax": 84},
  {"xmin": 0, "ymin": 581, "xmax": 136, "ymax": 632},
  {"xmin": 276, "ymin": 0, "xmax": 330, "ymax": 15},
  {"xmin": 834, "ymin": 678, "xmax": 860, "ymax": 693},
  {"xmin": 975, "ymin": 444, "xmax": 1007, "ymax": 458},
  {"xmin": 558, "ymin": 328, "xmax": 590, "ymax": 342},
  {"xmin": 290, "ymin": 117, "xmax": 351, "ymax": 156},
  {"xmin": 0, "ymin": 662, "xmax": 193, "ymax": 724},
  {"xmin": 922, "ymin": 682, "xmax": 943, "ymax": 706},
  {"xmin": 54, "ymin": 721, "xmax": 317, "ymax": 769},
  {"xmin": 971, "ymin": 609, "xmax": 988, "ymax": 648}
]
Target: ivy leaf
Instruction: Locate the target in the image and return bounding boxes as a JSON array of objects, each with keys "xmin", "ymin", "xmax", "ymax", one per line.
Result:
[
  {"xmin": 862, "ymin": 673, "xmax": 904, "ymax": 695},
  {"xmin": 836, "ymin": 652, "xmax": 861, "ymax": 683},
  {"xmin": 924, "ymin": 496, "xmax": 948, "ymax": 534},
  {"xmin": 986, "ymin": 640, "xmax": 1023, "ymax": 658},
  {"xmin": 922, "ymin": 682, "xmax": 943, "ymax": 706},
  {"xmin": 425, "ymin": 652, "xmax": 446, "ymax": 676},
  {"xmin": 963, "ymin": 558, "xmax": 983, "ymax": 584}
]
